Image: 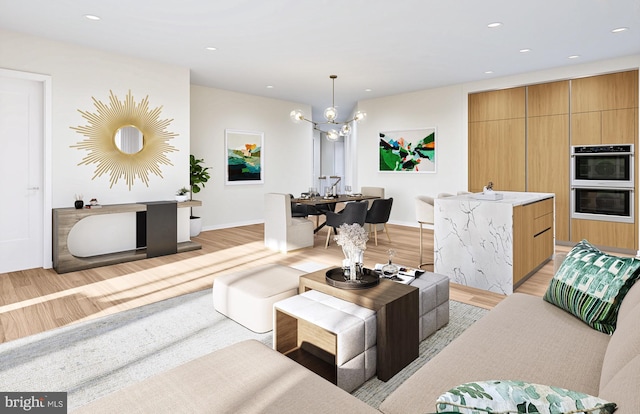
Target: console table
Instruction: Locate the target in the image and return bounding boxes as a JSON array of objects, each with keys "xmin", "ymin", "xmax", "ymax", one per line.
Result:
[
  {"xmin": 52, "ymin": 200, "xmax": 202, "ymax": 273},
  {"xmin": 294, "ymin": 269, "xmax": 419, "ymax": 381}
]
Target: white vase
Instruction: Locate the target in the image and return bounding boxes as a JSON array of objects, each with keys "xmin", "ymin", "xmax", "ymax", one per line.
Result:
[
  {"xmin": 345, "ymin": 248, "xmax": 363, "ymax": 281},
  {"xmin": 175, "ymin": 195, "xmax": 188, "ymax": 202}
]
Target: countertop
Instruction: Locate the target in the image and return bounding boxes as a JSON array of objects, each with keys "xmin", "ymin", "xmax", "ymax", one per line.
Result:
[{"xmin": 438, "ymin": 191, "xmax": 554, "ymax": 206}]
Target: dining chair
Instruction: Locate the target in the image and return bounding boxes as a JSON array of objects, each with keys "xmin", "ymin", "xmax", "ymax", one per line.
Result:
[
  {"xmin": 324, "ymin": 201, "xmax": 368, "ymax": 248},
  {"xmin": 289, "ymin": 194, "xmax": 309, "ymax": 218},
  {"xmin": 360, "ymin": 186, "xmax": 384, "ymax": 206},
  {"xmin": 365, "ymin": 198, "xmax": 393, "ymax": 246},
  {"xmin": 437, "ymin": 192, "xmax": 455, "ymax": 198},
  {"xmin": 360, "ymin": 186, "xmax": 385, "ymax": 234},
  {"xmin": 415, "ymin": 195, "xmax": 435, "ymax": 268},
  {"xmin": 308, "ymin": 202, "xmax": 336, "ymax": 229},
  {"xmin": 264, "ymin": 193, "xmax": 314, "ymax": 252}
]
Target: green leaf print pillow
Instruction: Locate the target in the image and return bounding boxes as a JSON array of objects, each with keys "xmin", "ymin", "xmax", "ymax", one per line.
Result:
[{"xmin": 435, "ymin": 380, "xmax": 616, "ymax": 414}]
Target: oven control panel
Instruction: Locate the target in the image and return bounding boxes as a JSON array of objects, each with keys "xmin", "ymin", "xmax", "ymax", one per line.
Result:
[{"xmin": 572, "ymin": 144, "xmax": 633, "ymax": 154}]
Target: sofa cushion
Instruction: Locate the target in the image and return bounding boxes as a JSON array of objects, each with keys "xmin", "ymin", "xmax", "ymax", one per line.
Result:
[
  {"xmin": 71, "ymin": 339, "xmax": 379, "ymax": 414},
  {"xmin": 617, "ymin": 277, "xmax": 640, "ymax": 323},
  {"xmin": 543, "ymin": 239, "xmax": 640, "ymax": 334},
  {"xmin": 599, "ymin": 354, "xmax": 640, "ymax": 413},
  {"xmin": 379, "ymin": 293, "xmax": 610, "ymax": 414},
  {"xmin": 599, "ymin": 299, "xmax": 640, "ymax": 390},
  {"xmin": 435, "ymin": 380, "xmax": 616, "ymax": 414}
]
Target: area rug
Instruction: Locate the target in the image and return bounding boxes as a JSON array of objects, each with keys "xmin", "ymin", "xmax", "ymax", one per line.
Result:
[{"xmin": 0, "ymin": 286, "xmax": 487, "ymax": 411}]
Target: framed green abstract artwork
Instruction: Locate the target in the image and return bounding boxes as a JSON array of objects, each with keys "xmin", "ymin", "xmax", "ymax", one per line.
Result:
[
  {"xmin": 225, "ymin": 129, "xmax": 264, "ymax": 185},
  {"xmin": 379, "ymin": 128, "xmax": 436, "ymax": 173}
]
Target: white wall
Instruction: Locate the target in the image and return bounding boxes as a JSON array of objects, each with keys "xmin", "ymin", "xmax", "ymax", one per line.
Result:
[
  {"xmin": 0, "ymin": 29, "xmax": 191, "ymax": 264},
  {"xmin": 355, "ymin": 55, "xmax": 640, "ymax": 228},
  {"xmin": 0, "ymin": 29, "xmax": 191, "ymax": 207},
  {"xmin": 190, "ymin": 85, "xmax": 314, "ymax": 230}
]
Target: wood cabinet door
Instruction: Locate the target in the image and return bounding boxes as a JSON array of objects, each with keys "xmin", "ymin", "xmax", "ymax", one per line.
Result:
[
  {"xmin": 571, "ymin": 112, "xmax": 601, "ymax": 146},
  {"xmin": 527, "ymin": 115, "xmax": 569, "ymax": 241},
  {"xmin": 468, "ymin": 119, "xmax": 526, "ymax": 193},
  {"xmin": 513, "ymin": 204, "xmax": 534, "ymax": 284},
  {"xmin": 468, "ymin": 87, "xmax": 525, "ymax": 122},
  {"xmin": 571, "ymin": 70, "xmax": 639, "ymax": 113},
  {"xmin": 570, "ymin": 219, "xmax": 636, "ymax": 250},
  {"xmin": 602, "ymin": 108, "xmax": 637, "ymax": 145},
  {"xmin": 528, "ymin": 81, "xmax": 569, "ymax": 117}
]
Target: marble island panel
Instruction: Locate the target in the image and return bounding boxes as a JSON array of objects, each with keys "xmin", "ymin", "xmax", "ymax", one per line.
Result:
[{"xmin": 433, "ymin": 191, "xmax": 554, "ymax": 294}]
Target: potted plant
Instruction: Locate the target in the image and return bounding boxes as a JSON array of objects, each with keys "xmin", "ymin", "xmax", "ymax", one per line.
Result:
[
  {"xmin": 189, "ymin": 154, "xmax": 211, "ymax": 237},
  {"xmin": 175, "ymin": 187, "xmax": 190, "ymax": 202}
]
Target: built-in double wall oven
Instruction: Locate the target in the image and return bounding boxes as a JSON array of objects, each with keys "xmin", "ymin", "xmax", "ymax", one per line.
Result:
[{"xmin": 571, "ymin": 144, "xmax": 634, "ymax": 223}]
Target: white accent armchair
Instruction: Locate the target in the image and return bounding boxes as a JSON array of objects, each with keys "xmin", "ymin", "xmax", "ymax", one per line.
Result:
[{"xmin": 264, "ymin": 193, "xmax": 314, "ymax": 252}]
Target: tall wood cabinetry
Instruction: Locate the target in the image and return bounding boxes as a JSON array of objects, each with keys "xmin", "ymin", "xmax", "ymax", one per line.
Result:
[
  {"xmin": 468, "ymin": 87, "xmax": 526, "ymax": 193},
  {"xmin": 468, "ymin": 69, "xmax": 639, "ymax": 251},
  {"xmin": 571, "ymin": 70, "xmax": 637, "ymax": 145},
  {"xmin": 570, "ymin": 70, "xmax": 638, "ymax": 250},
  {"xmin": 527, "ymin": 81, "xmax": 570, "ymax": 241}
]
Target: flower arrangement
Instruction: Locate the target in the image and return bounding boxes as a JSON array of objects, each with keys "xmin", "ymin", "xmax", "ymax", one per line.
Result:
[{"xmin": 334, "ymin": 223, "xmax": 368, "ymax": 251}]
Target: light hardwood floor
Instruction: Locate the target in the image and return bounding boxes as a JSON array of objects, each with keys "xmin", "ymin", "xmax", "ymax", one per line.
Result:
[{"xmin": 0, "ymin": 223, "xmax": 570, "ymax": 344}]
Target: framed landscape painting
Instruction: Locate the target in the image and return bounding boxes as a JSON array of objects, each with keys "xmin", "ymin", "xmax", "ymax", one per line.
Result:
[
  {"xmin": 225, "ymin": 129, "xmax": 264, "ymax": 185},
  {"xmin": 379, "ymin": 128, "xmax": 436, "ymax": 173}
]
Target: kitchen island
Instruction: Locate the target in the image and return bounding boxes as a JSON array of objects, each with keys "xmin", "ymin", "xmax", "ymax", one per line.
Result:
[{"xmin": 434, "ymin": 191, "xmax": 554, "ymax": 294}]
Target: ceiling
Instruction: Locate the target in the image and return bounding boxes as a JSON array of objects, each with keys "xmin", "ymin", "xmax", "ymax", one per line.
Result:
[{"xmin": 1, "ymin": 0, "xmax": 639, "ymax": 122}]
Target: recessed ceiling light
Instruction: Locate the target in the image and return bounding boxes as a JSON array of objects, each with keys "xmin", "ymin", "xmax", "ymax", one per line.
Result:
[
  {"xmin": 612, "ymin": 27, "xmax": 629, "ymax": 33},
  {"xmin": 84, "ymin": 14, "xmax": 101, "ymax": 21},
  {"xmin": 568, "ymin": 55, "xmax": 580, "ymax": 59},
  {"xmin": 484, "ymin": 70, "xmax": 494, "ymax": 74},
  {"xmin": 266, "ymin": 85, "xmax": 274, "ymax": 89},
  {"xmin": 364, "ymin": 88, "xmax": 372, "ymax": 92},
  {"xmin": 519, "ymin": 48, "xmax": 531, "ymax": 53},
  {"xmin": 205, "ymin": 47, "xmax": 217, "ymax": 51},
  {"xmin": 487, "ymin": 22, "xmax": 502, "ymax": 28}
]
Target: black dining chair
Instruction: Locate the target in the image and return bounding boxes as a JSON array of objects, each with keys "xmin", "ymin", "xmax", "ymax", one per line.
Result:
[
  {"xmin": 365, "ymin": 197, "xmax": 393, "ymax": 246},
  {"xmin": 324, "ymin": 201, "xmax": 368, "ymax": 248},
  {"xmin": 289, "ymin": 194, "xmax": 309, "ymax": 218},
  {"xmin": 307, "ymin": 202, "xmax": 336, "ymax": 230}
]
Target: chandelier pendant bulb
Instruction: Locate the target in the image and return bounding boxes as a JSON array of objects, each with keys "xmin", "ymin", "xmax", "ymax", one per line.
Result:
[
  {"xmin": 290, "ymin": 74, "xmax": 367, "ymax": 141},
  {"xmin": 325, "ymin": 74, "xmax": 338, "ymax": 122}
]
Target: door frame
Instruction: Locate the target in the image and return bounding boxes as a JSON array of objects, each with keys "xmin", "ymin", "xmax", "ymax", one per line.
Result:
[{"xmin": 1, "ymin": 68, "xmax": 53, "ymax": 269}]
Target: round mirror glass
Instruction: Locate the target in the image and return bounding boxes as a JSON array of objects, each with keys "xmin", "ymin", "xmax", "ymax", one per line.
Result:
[{"xmin": 114, "ymin": 126, "xmax": 144, "ymax": 154}]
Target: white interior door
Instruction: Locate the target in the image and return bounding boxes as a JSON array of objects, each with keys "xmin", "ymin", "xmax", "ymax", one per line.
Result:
[{"xmin": 0, "ymin": 75, "xmax": 44, "ymax": 273}]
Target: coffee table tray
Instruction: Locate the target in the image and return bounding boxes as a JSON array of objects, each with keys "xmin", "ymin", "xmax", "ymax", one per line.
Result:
[{"xmin": 325, "ymin": 267, "xmax": 380, "ymax": 289}]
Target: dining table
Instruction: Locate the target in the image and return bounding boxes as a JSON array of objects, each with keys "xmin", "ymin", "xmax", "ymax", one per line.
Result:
[{"xmin": 291, "ymin": 194, "xmax": 380, "ymax": 233}]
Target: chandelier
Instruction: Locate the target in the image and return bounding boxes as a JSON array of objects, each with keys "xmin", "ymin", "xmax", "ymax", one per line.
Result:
[{"xmin": 290, "ymin": 75, "xmax": 366, "ymax": 141}]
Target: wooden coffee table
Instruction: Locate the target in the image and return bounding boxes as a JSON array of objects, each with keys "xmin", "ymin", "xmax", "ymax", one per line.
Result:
[{"xmin": 296, "ymin": 268, "xmax": 419, "ymax": 381}]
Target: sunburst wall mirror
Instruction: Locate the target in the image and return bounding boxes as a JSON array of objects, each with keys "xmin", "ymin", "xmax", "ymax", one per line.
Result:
[{"xmin": 71, "ymin": 90, "xmax": 179, "ymax": 190}]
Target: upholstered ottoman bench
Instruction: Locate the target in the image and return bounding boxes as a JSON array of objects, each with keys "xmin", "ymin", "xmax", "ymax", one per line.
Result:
[
  {"xmin": 274, "ymin": 290, "xmax": 377, "ymax": 393},
  {"xmin": 409, "ymin": 272, "xmax": 450, "ymax": 341},
  {"xmin": 212, "ymin": 264, "xmax": 305, "ymax": 333}
]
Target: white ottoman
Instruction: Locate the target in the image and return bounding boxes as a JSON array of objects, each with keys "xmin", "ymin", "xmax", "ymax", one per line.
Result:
[
  {"xmin": 409, "ymin": 272, "xmax": 450, "ymax": 341},
  {"xmin": 213, "ymin": 264, "xmax": 305, "ymax": 333},
  {"xmin": 274, "ymin": 290, "xmax": 377, "ymax": 392}
]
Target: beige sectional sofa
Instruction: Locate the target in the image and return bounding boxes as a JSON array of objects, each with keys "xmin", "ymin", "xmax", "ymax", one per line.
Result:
[
  {"xmin": 73, "ymin": 279, "xmax": 640, "ymax": 413},
  {"xmin": 380, "ymin": 281, "xmax": 640, "ymax": 414}
]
